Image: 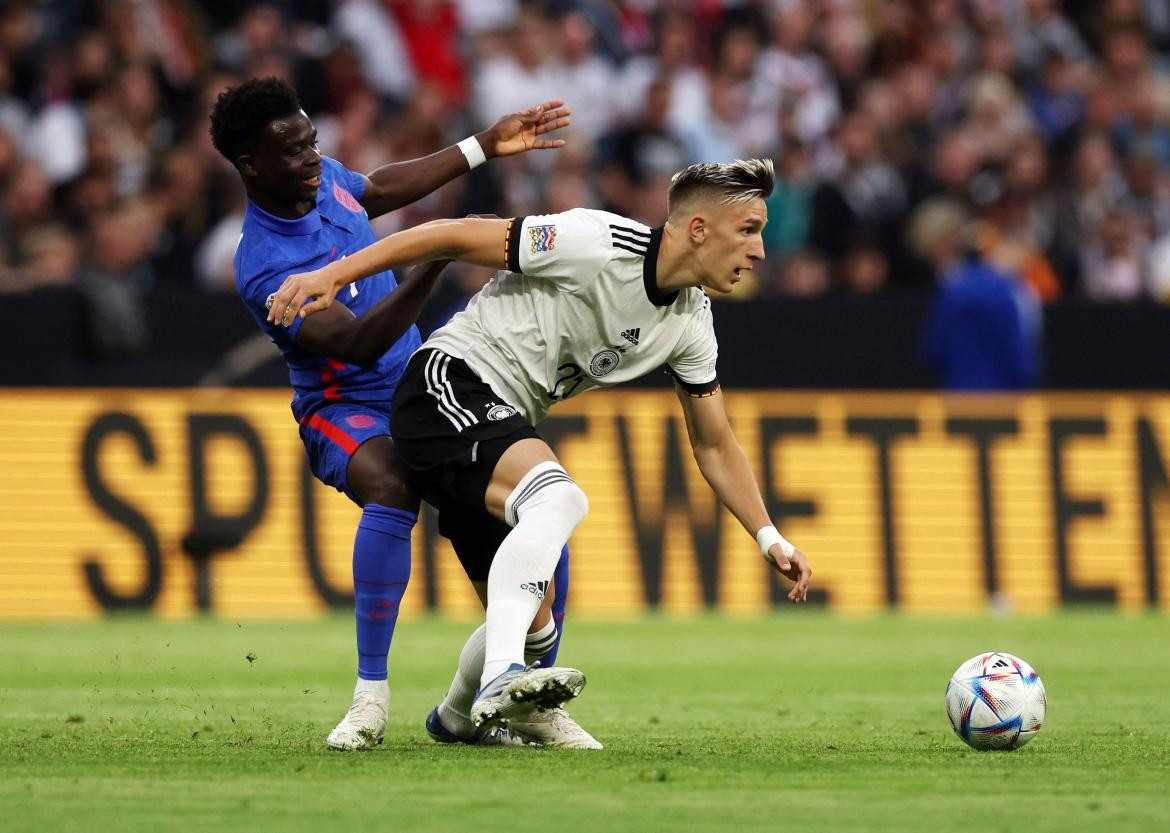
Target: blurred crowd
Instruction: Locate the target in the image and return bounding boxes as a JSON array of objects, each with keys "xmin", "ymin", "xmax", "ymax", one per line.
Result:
[{"xmin": 3, "ymin": 0, "xmax": 1170, "ymax": 349}]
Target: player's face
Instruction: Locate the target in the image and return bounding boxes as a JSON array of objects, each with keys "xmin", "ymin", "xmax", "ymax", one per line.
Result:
[
  {"xmin": 696, "ymin": 198, "xmax": 767, "ymax": 294},
  {"xmin": 244, "ymin": 110, "xmax": 323, "ymax": 207}
]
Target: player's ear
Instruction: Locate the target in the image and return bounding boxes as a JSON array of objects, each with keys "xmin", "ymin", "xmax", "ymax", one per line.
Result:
[
  {"xmin": 687, "ymin": 214, "xmax": 707, "ymax": 245},
  {"xmin": 236, "ymin": 153, "xmax": 257, "ymax": 178}
]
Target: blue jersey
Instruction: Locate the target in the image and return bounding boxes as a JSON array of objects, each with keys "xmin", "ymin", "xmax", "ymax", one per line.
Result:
[
  {"xmin": 235, "ymin": 156, "xmax": 422, "ymax": 422},
  {"xmin": 921, "ymin": 258, "xmax": 1041, "ymax": 391}
]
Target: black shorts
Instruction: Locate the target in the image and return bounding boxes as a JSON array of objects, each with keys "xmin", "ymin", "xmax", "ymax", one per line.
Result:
[{"xmin": 391, "ymin": 349, "xmax": 540, "ymax": 580}]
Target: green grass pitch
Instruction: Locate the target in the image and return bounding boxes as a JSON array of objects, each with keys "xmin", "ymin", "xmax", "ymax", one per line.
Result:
[{"xmin": 1, "ymin": 613, "xmax": 1167, "ymax": 832}]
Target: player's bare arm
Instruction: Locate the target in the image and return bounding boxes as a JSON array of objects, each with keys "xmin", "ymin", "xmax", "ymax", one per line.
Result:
[
  {"xmin": 675, "ymin": 385, "xmax": 812, "ymax": 602},
  {"xmin": 268, "ymin": 218, "xmax": 510, "ymax": 324},
  {"xmin": 293, "ymin": 260, "xmax": 451, "ymax": 365},
  {"xmin": 357, "ymin": 101, "xmax": 571, "ymax": 219}
]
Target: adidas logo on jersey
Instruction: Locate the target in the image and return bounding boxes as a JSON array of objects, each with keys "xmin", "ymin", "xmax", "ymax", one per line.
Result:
[
  {"xmin": 520, "ymin": 580, "xmax": 549, "ymax": 600},
  {"xmin": 620, "ymin": 328, "xmax": 640, "ymax": 345}
]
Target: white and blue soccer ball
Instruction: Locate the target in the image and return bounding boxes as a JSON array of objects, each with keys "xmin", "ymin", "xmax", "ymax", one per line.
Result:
[{"xmin": 945, "ymin": 652, "xmax": 1046, "ymax": 750}]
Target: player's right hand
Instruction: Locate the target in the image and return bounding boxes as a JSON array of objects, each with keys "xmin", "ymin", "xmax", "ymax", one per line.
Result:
[
  {"xmin": 771, "ymin": 547, "xmax": 812, "ymax": 603},
  {"xmin": 478, "ymin": 100, "xmax": 571, "ymax": 157},
  {"xmin": 267, "ymin": 265, "xmax": 340, "ymax": 325}
]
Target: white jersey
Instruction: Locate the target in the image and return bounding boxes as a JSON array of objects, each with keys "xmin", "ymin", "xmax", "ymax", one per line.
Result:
[{"xmin": 424, "ymin": 208, "xmax": 720, "ymax": 424}]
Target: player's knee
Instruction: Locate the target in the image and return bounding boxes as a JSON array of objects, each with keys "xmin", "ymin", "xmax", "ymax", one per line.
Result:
[
  {"xmin": 352, "ymin": 467, "xmax": 417, "ymax": 510},
  {"xmin": 551, "ymin": 479, "xmax": 589, "ymax": 526},
  {"xmin": 506, "ymin": 462, "xmax": 588, "ymax": 527},
  {"xmin": 515, "ymin": 477, "xmax": 587, "ymax": 530},
  {"xmin": 347, "ymin": 440, "xmax": 419, "ymax": 510}
]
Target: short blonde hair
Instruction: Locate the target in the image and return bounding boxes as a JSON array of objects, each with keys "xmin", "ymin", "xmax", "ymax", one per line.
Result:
[{"xmin": 667, "ymin": 159, "xmax": 775, "ymax": 215}]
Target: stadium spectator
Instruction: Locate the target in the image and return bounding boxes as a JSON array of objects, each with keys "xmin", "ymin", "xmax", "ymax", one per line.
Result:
[
  {"xmin": 822, "ymin": 7, "xmax": 873, "ymax": 111},
  {"xmin": 961, "ymin": 72, "xmax": 1034, "ymax": 166},
  {"xmin": 471, "ymin": 8, "xmax": 560, "ymax": 130},
  {"xmin": 549, "ymin": 9, "xmax": 617, "ymax": 141},
  {"xmin": 2, "ymin": 0, "xmax": 1170, "ymax": 328},
  {"xmin": 596, "ymin": 76, "xmax": 689, "ymax": 223},
  {"xmin": 389, "ymin": 0, "xmax": 464, "ymax": 107},
  {"xmin": 1004, "ymin": 0, "xmax": 1092, "ymax": 74},
  {"xmin": 1147, "ymin": 225, "xmax": 1170, "ymax": 301},
  {"xmin": 840, "ymin": 239, "xmax": 891, "ymax": 296},
  {"xmin": 1066, "ymin": 129, "xmax": 1132, "ymax": 292},
  {"xmin": 761, "ymin": 139, "xmax": 813, "ymax": 263},
  {"xmin": 1027, "ymin": 50, "xmax": 1089, "ymax": 146},
  {"xmin": 0, "ymin": 162, "xmax": 54, "ymax": 273},
  {"xmin": 332, "ymin": 0, "xmax": 415, "ymax": 103},
  {"xmin": 616, "ymin": 13, "xmax": 706, "ymax": 129},
  {"xmin": 21, "ymin": 48, "xmax": 87, "ymax": 185},
  {"xmin": 774, "ymin": 249, "xmax": 830, "ymax": 298},
  {"xmin": 194, "ymin": 188, "xmax": 247, "ymax": 292},
  {"xmin": 914, "ymin": 199, "xmax": 1042, "ymax": 390},
  {"xmin": 77, "ymin": 205, "xmax": 156, "ymax": 358},
  {"xmin": 757, "ymin": 2, "xmax": 839, "ymax": 147},
  {"xmin": 1081, "ymin": 205, "xmax": 1150, "ymax": 300},
  {"xmin": 213, "ymin": 4, "xmax": 289, "ymax": 75},
  {"xmin": 810, "ymin": 111, "xmax": 906, "ymax": 271},
  {"xmin": 0, "ymin": 59, "xmax": 29, "ymax": 138}
]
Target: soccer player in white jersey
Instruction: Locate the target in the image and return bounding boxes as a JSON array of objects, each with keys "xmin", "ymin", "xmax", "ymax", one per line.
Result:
[{"xmin": 267, "ymin": 159, "xmax": 814, "ymax": 734}]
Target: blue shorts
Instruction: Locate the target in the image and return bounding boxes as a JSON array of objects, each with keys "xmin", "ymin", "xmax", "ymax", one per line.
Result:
[{"xmin": 299, "ymin": 403, "xmax": 390, "ymax": 502}]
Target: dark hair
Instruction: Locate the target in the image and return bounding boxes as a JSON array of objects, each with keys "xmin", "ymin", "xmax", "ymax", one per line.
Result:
[{"xmin": 209, "ymin": 77, "xmax": 302, "ymax": 163}]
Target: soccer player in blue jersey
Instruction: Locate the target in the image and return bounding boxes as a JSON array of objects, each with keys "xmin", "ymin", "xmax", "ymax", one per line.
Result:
[{"xmin": 209, "ymin": 78, "xmax": 596, "ymax": 750}]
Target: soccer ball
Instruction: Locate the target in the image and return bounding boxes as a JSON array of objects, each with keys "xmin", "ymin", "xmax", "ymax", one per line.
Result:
[{"xmin": 945, "ymin": 652, "xmax": 1046, "ymax": 750}]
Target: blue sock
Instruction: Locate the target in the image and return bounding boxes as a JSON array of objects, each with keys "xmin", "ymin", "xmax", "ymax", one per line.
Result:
[
  {"xmin": 353, "ymin": 504, "xmax": 415, "ymax": 681},
  {"xmin": 537, "ymin": 545, "xmax": 570, "ymax": 667}
]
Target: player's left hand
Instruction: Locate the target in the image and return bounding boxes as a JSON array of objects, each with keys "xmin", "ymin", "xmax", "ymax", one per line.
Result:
[
  {"xmin": 267, "ymin": 265, "xmax": 340, "ymax": 325},
  {"xmin": 478, "ymin": 100, "xmax": 572, "ymax": 157},
  {"xmin": 769, "ymin": 546, "xmax": 813, "ymax": 603}
]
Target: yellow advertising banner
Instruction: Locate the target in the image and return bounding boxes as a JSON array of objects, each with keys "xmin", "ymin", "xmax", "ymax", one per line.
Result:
[{"xmin": 1, "ymin": 389, "xmax": 1168, "ymax": 620}]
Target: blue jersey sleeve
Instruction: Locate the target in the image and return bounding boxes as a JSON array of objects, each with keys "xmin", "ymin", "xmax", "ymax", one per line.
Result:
[
  {"xmin": 322, "ymin": 156, "xmax": 367, "ymax": 201},
  {"xmin": 239, "ymin": 259, "xmax": 312, "ymax": 343}
]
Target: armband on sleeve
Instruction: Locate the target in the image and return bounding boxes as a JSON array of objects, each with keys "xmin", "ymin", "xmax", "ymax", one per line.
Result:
[
  {"xmin": 666, "ymin": 366, "xmax": 721, "ymax": 398},
  {"xmin": 505, "ymin": 216, "xmax": 524, "ymax": 273}
]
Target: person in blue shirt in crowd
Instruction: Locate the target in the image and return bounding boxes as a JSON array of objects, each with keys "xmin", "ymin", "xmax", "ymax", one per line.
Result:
[
  {"xmin": 209, "ymin": 77, "xmax": 593, "ymax": 751},
  {"xmin": 915, "ymin": 199, "xmax": 1042, "ymax": 390}
]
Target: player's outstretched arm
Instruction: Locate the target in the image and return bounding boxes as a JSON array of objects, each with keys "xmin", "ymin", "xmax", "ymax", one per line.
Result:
[
  {"xmin": 675, "ymin": 386, "xmax": 813, "ymax": 602},
  {"xmin": 267, "ymin": 217, "xmax": 509, "ymax": 325},
  {"xmin": 294, "ymin": 259, "xmax": 451, "ymax": 365},
  {"xmin": 358, "ymin": 100, "xmax": 571, "ymax": 220}
]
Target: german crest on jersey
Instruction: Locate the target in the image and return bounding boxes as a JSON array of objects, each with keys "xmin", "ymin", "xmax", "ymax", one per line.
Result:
[
  {"xmin": 589, "ymin": 349, "xmax": 621, "ymax": 377},
  {"xmin": 528, "ymin": 224, "xmax": 557, "ymax": 254},
  {"xmin": 486, "ymin": 401, "xmax": 518, "ymax": 421}
]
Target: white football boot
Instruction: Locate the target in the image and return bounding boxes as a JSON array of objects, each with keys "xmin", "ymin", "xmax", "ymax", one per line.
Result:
[
  {"xmin": 470, "ymin": 663, "xmax": 586, "ymax": 729},
  {"xmin": 425, "ymin": 706, "xmax": 532, "ymax": 746},
  {"xmin": 508, "ymin": 707, "xmax": 603, "ymax": 749},
  {"xmin": 326, "ymin": 685, "xmax": 387, "ymax": 751}
]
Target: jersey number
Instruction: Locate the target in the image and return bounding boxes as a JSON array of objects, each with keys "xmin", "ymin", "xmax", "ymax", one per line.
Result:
[{"xmin": 549, "ymin": 362, "xmax": 585, "ymax": 401}]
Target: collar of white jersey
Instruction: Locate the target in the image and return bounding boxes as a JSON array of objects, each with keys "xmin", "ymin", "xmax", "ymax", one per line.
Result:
[{"xmin": 641, "ymin": 226, "xmax": 679, "ymax": 307}]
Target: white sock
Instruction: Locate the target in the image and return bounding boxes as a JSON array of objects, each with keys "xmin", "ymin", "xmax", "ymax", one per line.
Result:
[
  {"xmin": 438, "ymin": 620, "xmax": 560, "ymax": 735},
  {"xmin": 524, "ymin": 618, "xmax": 558, "ymax": 666},
  {"xmin": 354, "ymin": 677, "xmax": 388, "ymax": 702},
  {"xmin": 480, "ymin": 462, "xmax": 588, "ymax": 688},
  {"xmin": 438, "ymin": 624, "xmax": 486, "ymax": 736}
]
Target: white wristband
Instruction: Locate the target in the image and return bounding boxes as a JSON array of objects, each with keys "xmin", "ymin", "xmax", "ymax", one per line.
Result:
[
  {"xmin": 457, "ymin": 135, "xmax": 487, "ymax": 170},
  {"xmin": 756, "ymin": 525, "xmax": 795, "ymax": 564}
]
